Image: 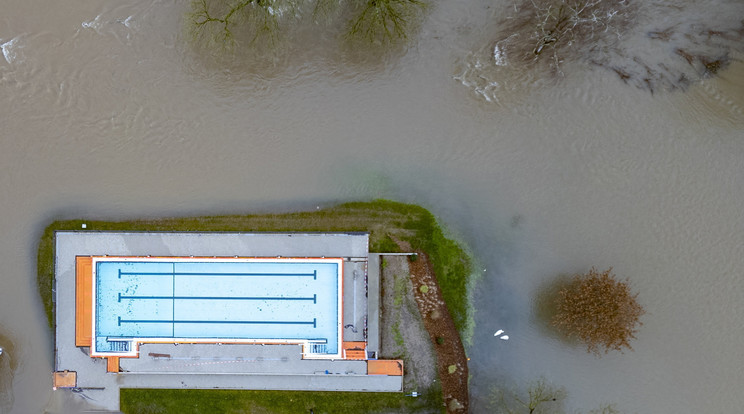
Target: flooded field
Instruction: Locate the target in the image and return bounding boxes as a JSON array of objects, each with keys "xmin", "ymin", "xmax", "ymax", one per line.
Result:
[{"xmin": 0, "ymin": 0, "xmax": 742, "ymax": 412}]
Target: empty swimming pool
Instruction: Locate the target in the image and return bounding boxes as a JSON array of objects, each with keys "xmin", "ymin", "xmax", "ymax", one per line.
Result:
[{"xmin": 89, "ymin": 257, "xmax": 342, "ymax": 357}]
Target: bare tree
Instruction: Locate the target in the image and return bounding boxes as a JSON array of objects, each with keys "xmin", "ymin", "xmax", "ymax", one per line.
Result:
[
  {"xmin": 552, "ymin": 267, "xmax": 644, "ymax": 355},
  {"xmin": 493, "ymin": 0, "xmax": 635, "ymax": 72},
  {"xmin": 347, "ymin": 0, "xmax": 428, "ymax": 44},
  {"xmin": 485, "ymin": 0, "xmax": 744, "ymax": 93},
  {"xmin": 188, "ymin": 0, "xmax": 428, "ymax": 50},
  {"xmin": 490, "ymin": 377, "xmax": 567, "ymax": 414},
  {"xmin": 489, "ymin": 378, "xmax": 621, "ymax": 414},
  {"xmin": 188, "ymin": 0, "xmax": 291, "ymax": 49},
  {"xmin": 529, "ymin": 0, "xmax": 627, "ymax": 66}
]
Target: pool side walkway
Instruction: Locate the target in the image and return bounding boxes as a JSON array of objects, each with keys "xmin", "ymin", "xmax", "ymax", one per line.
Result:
[{"xmin": 53, "ymin": 231, "xmax": 399, "ymax": 413}]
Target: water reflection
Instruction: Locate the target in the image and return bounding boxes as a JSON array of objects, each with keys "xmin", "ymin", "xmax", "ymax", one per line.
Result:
[
  {"xmin": 44, "ymin": 390, "xmax": 98, "ymax": 414},
  {"xmin": 597, "ymin": 0, "xmax": 744, "ymax": 93},
  {"xmin": 678, "ymin": 59, "xmax": 744, "ymax": 126},
  {"xmin": 530, "ymin": 273, "xmax": 576, "ymax": 344}
]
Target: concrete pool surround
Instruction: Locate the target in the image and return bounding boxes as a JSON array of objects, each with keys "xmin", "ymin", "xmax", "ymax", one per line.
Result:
[{"xmin": 54, "ymin": 231, "xmax": 402, "ymax": 412}]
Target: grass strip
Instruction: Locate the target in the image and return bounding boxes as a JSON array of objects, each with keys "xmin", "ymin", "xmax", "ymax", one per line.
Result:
[{"xmin": 120, "ymin": 388, "xmax": 440, "ymax": 414}]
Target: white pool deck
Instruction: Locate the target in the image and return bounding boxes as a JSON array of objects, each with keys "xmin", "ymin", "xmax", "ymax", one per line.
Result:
[{"xmin": 53, "ymin": 231, "xmax": 396, "ymax": 413}]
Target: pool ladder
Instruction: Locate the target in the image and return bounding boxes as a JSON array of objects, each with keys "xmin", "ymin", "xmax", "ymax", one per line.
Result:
[
  {"xmin": 309, "ymin": 343, "xmax": 328, "ymax": 354},
  {"xmin": 107, "ymin": 340, "xmax": 130, "ymax": 352}
]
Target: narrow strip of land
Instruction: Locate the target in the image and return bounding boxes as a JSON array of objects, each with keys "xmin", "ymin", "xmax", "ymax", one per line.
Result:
[{"xmin": 396, "ymin": 240, "xmax": 469, "ymax": 413}]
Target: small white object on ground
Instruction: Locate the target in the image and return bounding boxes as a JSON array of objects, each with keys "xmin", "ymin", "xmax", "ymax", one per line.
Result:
[
  {"xmin": 82, "ymin": 223, "xmax": 87, "ymax": 229},
  {"xmin": 494, "ymin": 329, "xmax": 504, "ymax": 336},
  {"xmin": 499, "ymin": 335, "xmax": 509, "ymax": 340}
]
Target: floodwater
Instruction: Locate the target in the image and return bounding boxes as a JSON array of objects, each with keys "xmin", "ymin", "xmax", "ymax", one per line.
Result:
[{"xmin": 0, "ymin": 0, "xmax": 742, "ymax": 412}]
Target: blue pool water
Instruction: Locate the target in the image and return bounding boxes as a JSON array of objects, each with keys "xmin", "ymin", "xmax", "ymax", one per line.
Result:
[{"xmin": 94, "ymin": 259, "xmax": 340, "ymax": 354}]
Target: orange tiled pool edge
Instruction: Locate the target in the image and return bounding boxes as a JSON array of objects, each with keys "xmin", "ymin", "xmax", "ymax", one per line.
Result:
[{"xmin": 75, "ymin": 256, "xmax": 92, "ymax": 347}]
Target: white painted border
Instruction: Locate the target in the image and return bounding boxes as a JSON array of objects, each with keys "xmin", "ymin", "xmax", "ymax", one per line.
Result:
[{"xmin": 89, "ymin": 256, "xmax": 344, "ymax": 359}]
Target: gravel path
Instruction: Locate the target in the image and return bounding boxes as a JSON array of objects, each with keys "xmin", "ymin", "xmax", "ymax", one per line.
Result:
[
  {"xmin": 378, "ymin": 256, "xmax": 438, "ymax": 398},
  {"xmin": 394, "ymin": 241, "xmax": 469, "ymax": 413}
]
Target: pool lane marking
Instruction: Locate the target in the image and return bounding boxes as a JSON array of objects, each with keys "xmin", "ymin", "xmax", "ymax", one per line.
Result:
[
  {"xmin": 118, "ymin": 272, "xmax": 317, "ymax": 277},
  {"xmin": 118, "ymin": 316, "xmax": 317, "ymax": 328},
  {"xmin": 118, "ymin": 293, "xmax": 317, "ymax": 303},
  {"xmin": 172, "ymin": 263, "xmax": 176, "ymax": 338}
]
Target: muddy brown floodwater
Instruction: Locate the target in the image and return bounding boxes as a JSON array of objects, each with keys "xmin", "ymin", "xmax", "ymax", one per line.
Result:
[{"xmin": 0, "ymin": 0, "xmax": 742, "ymax": 412}]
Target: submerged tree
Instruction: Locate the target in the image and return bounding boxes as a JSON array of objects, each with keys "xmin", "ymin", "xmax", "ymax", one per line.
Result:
[
  {"xmin": 475, "ymin": 0, "xmax": 744, "ymax": 95},
  {"xmin": 494, "ymin": 0, "xmax": 635, "ymax": 71},
  {"xmin": 531, "ymin": 0, "xmax": 625, "ymax": 60},
  {"xmin": 552, "ymin": 267, "xmax": 644, "ymax": 355},
  {"xmin": 490, "ymin": 377, "xmax": 567, "ymax": 414},
  {"xmin": 490, "ymin": 377, "xmax": 620, "ymax": 414},
  {"xmin": 189, "ymin": 0, "xmax": 294, "ymax": 50},
  {"xmin": 347, "ymin": 0, "xmax": 427, "ymax": 44},
  {"xmin": 188, "ymin": 0, "xmax": 428, "ymax": 51}
]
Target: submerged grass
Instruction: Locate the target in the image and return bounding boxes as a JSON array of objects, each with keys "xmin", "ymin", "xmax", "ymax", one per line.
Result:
[{"xmin": 38, "ymin": 199, "xmax": 472, "ymax": 413}]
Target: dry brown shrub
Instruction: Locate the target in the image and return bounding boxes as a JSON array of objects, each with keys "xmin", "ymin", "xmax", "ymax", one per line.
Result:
[{"xmin": 552, "ymin": 267, "xmax": 644, "ymax": 355}]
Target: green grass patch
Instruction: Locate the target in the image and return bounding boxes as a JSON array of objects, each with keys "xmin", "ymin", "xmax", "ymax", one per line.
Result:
[
  {"xmin": 401, "ymin": 207, "xmax": 472, "ymax": 332},
  {"xmin": 120, "ymin": 388, "xmax": 437, "ymax": 414},
  {"xmin": 392, "ymin": 320, "xmax": 405, "ymax": 349},
  {"xmin": 370, "ymin": 235, "xmax": 401, "ymax": 253}
]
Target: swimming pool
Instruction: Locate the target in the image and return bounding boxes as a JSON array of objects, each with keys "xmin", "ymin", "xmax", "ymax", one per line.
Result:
[{"xmin": 89, "ymin": 257, "xmax": 342, "ymax": 358}]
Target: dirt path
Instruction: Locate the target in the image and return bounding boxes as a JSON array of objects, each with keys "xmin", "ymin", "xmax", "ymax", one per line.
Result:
[{"xmin": 395, "ymin": 241, "xmax": 469, "ymax": 413}]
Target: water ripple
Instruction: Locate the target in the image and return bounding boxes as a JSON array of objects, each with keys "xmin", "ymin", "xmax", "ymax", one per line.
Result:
[
  {"xmin": 0, "ymin": 326, "xmax": 24, "ymax": 414},
  {"xmin": 1, "ymin": 36, "xmax": 24, "ymax": 64}
]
